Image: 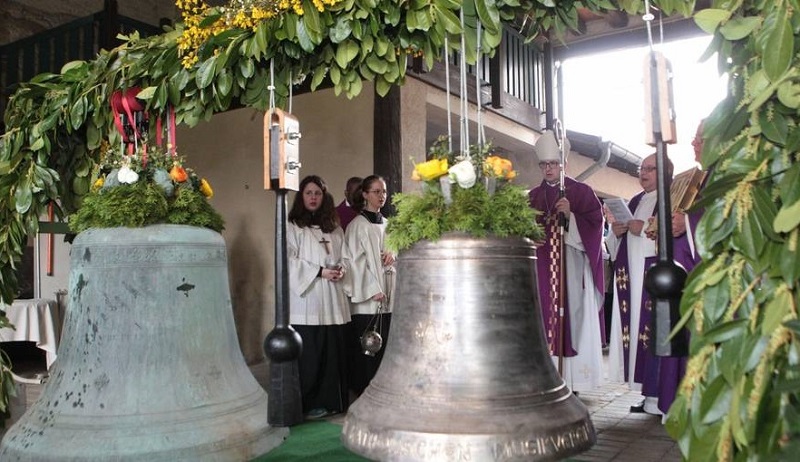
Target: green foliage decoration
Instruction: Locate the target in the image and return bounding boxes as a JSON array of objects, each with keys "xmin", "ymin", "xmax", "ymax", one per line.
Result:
[
  {"xmin": 67, "ymin": 148, "xmax": 224, "ymax": 234},
  {"xmin": 663, "ymin": 1, "xmax": 800, "ymax": 460},
  {"xmin": 387, "ymin": 183, "xmax": 543, "ymax": 251},
  {"xmin": 386, "ymin": 137, "xmax": 543, "ymax": 251},
  {"xmin": 166, "ymin": 186, "xmax": 225, "ymax": 231},
  {"xmin": 69, "ymin": 182, "xmax": 170, "ymax": 232}
]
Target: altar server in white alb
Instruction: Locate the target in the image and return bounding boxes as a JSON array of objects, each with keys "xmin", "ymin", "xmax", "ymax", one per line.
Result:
[
  {"xmin": 343, "ymin": 174, "xmax": 396, "ymax": 397},
  {"xmin": 527, "ymin": 131, "xmax": 606, "ymax": 393},
  {"xmin": 287, "ymin": 175, "xmax": 351, "ymax": 420}
]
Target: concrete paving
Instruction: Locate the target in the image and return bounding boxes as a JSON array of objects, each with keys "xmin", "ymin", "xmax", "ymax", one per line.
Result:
[{"xmin": 571, "ymin": 381, "xmax": 682, "ymax": 461}]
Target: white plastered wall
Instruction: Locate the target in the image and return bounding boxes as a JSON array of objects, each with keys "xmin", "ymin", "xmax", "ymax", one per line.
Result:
[{"xmin": 177, "ymin": 84, "xmax": 375, "ymax": 364}]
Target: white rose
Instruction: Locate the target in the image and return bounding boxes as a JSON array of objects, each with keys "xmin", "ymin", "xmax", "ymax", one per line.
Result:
[
  {"xmin": 117, "ymin": 166, "xmax": 139, "ymax": 184},
  {"xmin": 448, "ymin": 160, "xmax": 477, "ymax": 188}
]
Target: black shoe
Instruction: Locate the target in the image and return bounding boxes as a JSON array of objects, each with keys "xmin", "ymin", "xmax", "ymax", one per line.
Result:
[{"xmin": 629, "ymin": 401, "xmax": 646, "ymax": 413}]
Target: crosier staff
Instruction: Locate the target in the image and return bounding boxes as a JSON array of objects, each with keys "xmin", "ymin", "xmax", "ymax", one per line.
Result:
[
  {"xmin": 533, "ymin": 128, "xmax": 570, "ymax": 377},
  {"xmin": 554, "ymin": 120, "xmax": 568, "ymax": 376}
]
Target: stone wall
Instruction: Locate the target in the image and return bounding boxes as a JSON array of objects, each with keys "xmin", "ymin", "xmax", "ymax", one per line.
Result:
[{"xmin": 1, "ymin": 0, "xmax": 178, "ymax": 46}]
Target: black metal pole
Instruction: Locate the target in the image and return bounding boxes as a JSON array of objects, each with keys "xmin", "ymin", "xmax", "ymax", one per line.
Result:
[
  {"xmin": 644, "ymin": 51, "xmax": 688, "ymax": 358},
  {"xmin": 263, "ymin": 132, "xmax": 303, "ymax": 426}
]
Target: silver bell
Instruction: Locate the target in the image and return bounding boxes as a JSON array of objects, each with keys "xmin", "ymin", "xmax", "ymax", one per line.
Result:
[{"xmin": 360, "ymin": 330, "xmax": 383, "ymax": 356}]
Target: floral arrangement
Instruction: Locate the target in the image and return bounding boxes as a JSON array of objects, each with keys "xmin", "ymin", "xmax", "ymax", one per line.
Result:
[
  {"xmin": 68, "ymin": 141, "xmax": 224, "ymax": 233},
  {"xmin": 385, "ymin": 136, "xmax": 542, "ymax": 252},
  {"xmin": 177, "ymin": 0, "xmax": 342, "ymax": 68}
]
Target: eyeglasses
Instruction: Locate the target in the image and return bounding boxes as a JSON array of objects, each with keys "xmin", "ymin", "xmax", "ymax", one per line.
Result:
[
  {"xmin": 538, "ymin": 161, "xmax": 561, "ymax": 170},
  {"xmin": 638, "ymin": 166, "xmax": 657, "ymax": 174},
  {"xmin": 368, "ymin": 189, "xmax": 387, "ymax": 196}
]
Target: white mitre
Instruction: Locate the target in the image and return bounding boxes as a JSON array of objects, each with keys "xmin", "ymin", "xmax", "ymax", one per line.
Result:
[{"xmin": 534, "ymin": 130, "xmax": 570, "ymax": 162}]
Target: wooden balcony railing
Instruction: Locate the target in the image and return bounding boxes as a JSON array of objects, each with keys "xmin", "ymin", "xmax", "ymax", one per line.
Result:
[
  {"xmin": 412, "ymin": 25, "xmax": 550, "ymax": 132},
  {"xmin": 0, "ymin": 1, "xmax": 162, "ymax": 130}
]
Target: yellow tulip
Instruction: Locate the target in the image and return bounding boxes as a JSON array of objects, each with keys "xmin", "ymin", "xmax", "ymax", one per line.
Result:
[
  {"xmin": 199, "ymin": 178, "xmax": 214, "ymax": 198},
  {"xmin": 414, "ymin": 158, "xmax": 448, "ymax": 181}
]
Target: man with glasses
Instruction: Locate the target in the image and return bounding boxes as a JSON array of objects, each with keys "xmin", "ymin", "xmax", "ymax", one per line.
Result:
[
  {"xmin": 528, "ymin": 131, "xmax": 606, "ymax": 394},
  {"xmin": 606, "ymin": 152, "xmax": 677, "ymax": 417}
]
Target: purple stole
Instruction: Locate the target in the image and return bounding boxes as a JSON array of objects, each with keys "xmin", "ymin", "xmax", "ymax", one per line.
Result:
[
  {"xmin": 528, "ymin": 177, "xmax": 604, "ymax": 358},
  {"xmin": 611, "ymin": 191, "xmax": 648, "ymax": 382}
]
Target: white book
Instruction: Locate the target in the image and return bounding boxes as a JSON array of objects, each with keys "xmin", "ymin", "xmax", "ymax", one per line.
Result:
[{"xmin": 604, "ymin": 197, "xmax": 634, "ymax": 223}]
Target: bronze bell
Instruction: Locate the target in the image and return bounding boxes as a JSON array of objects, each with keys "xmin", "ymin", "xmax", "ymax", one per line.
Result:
[
  {"xmin": 342, "ymin": 233, "xmax": 595, "ymax": 461},
  {"xmin": 0, "ymin": 225, "xmax": 287, "ymax": 461}
]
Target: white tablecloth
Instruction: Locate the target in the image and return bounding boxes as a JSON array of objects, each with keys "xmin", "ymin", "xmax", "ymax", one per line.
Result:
[{"xmin": 0, "ymin": 298, "xmax": 61, "ymax": 368}]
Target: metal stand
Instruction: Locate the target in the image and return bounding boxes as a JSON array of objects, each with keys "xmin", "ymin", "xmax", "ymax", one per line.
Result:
[
  {"xmin": 262, "ymin": 99, "xmax": 304, "ymax": 427},
  {"xmin": 263, "ymin": 189, "xmax": 303, "ymax": 426},
  {"xmin": 643, "ymin": 47, "xmax": 688, "ymax": 357}
]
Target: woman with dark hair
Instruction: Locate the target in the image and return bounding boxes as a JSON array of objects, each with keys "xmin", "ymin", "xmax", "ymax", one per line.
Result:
[
  {"xmin": 287, "ymin": 175, "xmax": 350, "ymax": 419},
  {"xmin": 343, "ymin": 175, "xmax": 396, "ymax": 396}
]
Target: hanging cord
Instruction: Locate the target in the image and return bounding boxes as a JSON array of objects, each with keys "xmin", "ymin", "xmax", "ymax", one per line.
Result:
[
  {"xmin": 444, "ymin": 37, "xmax": 453, "ymax": 153},
  {"xmin": 268, "ymin": 59, "xmax": 276, "ymax": 111},
  {"xmin": 267, "ymin": 61, "xmax": 293, "ymax": 112},
  {"xmin": 643, "ymin": 0, "xmax": 656, "ymax": 49},
  {"xmin": 288, "ymin": 70, "xmax": 293, "ymax": 113},
  {"xmin": 459, "ymin": 9, "xmax": 469, "ymax": 158}
]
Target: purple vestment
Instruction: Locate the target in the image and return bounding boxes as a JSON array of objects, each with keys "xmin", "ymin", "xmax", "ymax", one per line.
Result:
[
  {"xmin": 336, "ymin": 201, "xmax": 358, "ymax": 231},
  {"xmin": 528, "ymin": 177, "xmax": 605, "ymax": 358},
  {"xmin": 615, "ymin": 190, "xmax": 695, "ymax": 414},
  {"xmin": 653, "ymin": 185, "xmax": 705, "ymax": 413}
]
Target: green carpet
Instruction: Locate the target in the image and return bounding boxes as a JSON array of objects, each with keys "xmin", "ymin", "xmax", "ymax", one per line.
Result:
[{"xmin": 253, "ymin": 421, "xmax": 369, "ymax": 462}]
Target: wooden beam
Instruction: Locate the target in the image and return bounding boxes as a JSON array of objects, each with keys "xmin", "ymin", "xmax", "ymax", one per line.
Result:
[
  {"xmin": 373, "ymin": 85, "xmax": 403, "ymax": 216},
  {"xmin": 489, "ymin": 44, "xmax": 504, "ymax": 109}
]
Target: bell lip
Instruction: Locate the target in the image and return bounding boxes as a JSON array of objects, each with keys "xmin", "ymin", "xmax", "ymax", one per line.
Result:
[{"xmin": 342, "ymin": 402, "xmax": 596, "ymax": 462}]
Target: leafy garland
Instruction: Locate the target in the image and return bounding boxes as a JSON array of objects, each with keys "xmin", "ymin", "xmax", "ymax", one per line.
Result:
[{"xmin": 663, "ymin": 2, "xmax": 800, "ymax": 460}]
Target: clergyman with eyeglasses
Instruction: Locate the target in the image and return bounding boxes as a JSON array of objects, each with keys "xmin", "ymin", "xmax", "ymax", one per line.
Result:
[
  {"xmin": 527, "ymin": 130, "xmax": 606, "ymax": 394},
  {"xmin": 605, "ymin": 152, "xmax": 680, "ymax": 417}
]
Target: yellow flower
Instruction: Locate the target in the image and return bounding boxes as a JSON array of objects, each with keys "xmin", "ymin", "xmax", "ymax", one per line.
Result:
[
  {"xmin": 170, "ymin": 165, "xmax": 189, "ymax": 183},
  {"xmin": 484, "ymin": 156, "xmax": 516, "ymax": 180},
  {"xmin": 200, "ymin": 178, "xmax": 214, "ymax": 198},
  {"xmin": 413, "ymin": 158, "xmax": 449, "ymax": 181},
  {"xmin": 92, "ymin": 177, "xmax": 104, "ymax": 192}
]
